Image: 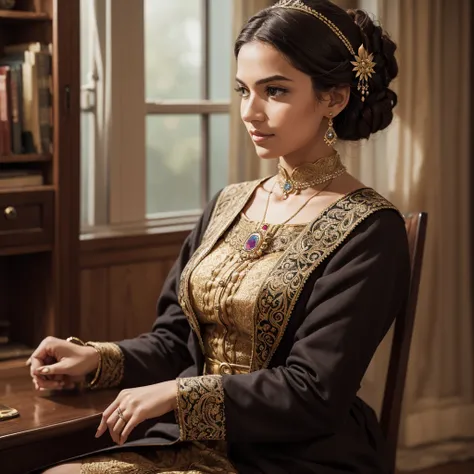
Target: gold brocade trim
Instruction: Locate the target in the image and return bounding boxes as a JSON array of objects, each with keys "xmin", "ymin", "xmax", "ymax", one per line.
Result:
[
  {"xmin": 177, "ymin": 375, "xmax": 226, "ymax": 441},
  {"xmin": 80, "ymin": 441, "xmax": 237, "ymax": 473},
  {"xmin": 178, "ymin": 179, "xmax": 267, "ymax": 354},
  {"xmin": 250, "ymin": 188, "xmax": 401, "ymax": 371},
  {"xmin": 81, "ymin": 452, "xmax": 159, "ymax": 474},
  {"xmin": 86, "ymin": 342, "xmax": 124, "ymax": 389}
]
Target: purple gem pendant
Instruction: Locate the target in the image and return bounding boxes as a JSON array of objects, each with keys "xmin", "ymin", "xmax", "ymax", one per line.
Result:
[{"xmin": 242, "ymin": 224, "xmax": 269, "ymax": 259}]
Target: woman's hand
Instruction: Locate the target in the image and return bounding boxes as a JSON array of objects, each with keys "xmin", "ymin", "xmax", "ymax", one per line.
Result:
[
  {"xmin": 27, "ymin": 336, "xmax": 99, "ymax": 391},
  {"xmin": 95, "ymin": 380, "xmax": 178, "ymax": 445}
]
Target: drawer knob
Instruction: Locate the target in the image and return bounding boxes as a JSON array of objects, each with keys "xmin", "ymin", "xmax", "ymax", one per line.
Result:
[{"xmin": 4, "ymin": 206, "xmax": 18, "ymax": 220}]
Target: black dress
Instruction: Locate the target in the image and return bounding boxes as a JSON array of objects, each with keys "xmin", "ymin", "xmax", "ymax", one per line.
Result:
[{"xmin": 44, "ymin": 179, "xmax": 411, "ymax": 474}]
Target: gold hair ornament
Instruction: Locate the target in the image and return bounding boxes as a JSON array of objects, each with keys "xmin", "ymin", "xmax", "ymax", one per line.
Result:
[{"xmin": 273, "ymin": 0, "xmax": 376, "ymax": 102}]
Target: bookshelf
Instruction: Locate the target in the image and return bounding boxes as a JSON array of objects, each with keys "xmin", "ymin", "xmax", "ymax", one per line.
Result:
[
  {"xmin": 0, "ymin": 0, "xmax": 80, "ymax": 368},
  {"xmin": 0, "ymin": 152, "xmax": 52, "ymax": 163},
  {"xmin": 0, "ymin": 10, "xmax": 50, "ymax": 21}
]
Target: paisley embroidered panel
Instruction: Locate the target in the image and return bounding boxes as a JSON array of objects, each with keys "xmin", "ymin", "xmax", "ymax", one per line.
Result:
[
  {"xmin": 176, "ymin": 375, "xmax": 226, "ymax": 441},
  {"xmin": 250, "ymin": 188, "xmax": 400, "ymax": 370}
]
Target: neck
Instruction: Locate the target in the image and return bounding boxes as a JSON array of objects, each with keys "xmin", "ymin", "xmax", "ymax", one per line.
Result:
[{"xmin": 278, "ymin": 140, "xmax": 336, "ymax": 174}]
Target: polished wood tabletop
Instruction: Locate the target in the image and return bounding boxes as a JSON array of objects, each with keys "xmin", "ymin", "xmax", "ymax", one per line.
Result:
[{"xmin": 0, "ymin": 360, "xmax": 118, "ymax": 473}]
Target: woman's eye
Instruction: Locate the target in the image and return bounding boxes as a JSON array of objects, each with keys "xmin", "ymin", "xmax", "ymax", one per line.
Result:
[
  {"xmin": 234, "ymin": 86, "xmax": 249, "ymax": 98},
  {"xmin": 266, "ymin": 86, "xmax": 287, "ymax": 98}
]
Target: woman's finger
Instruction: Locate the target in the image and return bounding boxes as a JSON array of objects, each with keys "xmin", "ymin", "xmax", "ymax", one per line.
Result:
[
  {"xmin": 29, "ymin": 342, "xmax": 56, "ymax": 374},
  {"xmin": 101, "ymin": 396, "xmax": 122, "ymax": 421},
  {"xmin": 29, "ymin": 356, "xmax": 45, "ymax": 379},
  {"xmin": 95, "ymin": 414, "xmax": 110, "ymax": 438},
  {"xmin": 106, "ymin": 409, "xmax": 121, "ymax": 444},
  {"xmin": 119, "ymin": 414, "xmax": 140, "ymax": 445},
  {"xmin": 32, "ymin": 376, "xmax": 65, "ymax": 390},
  {"xmin": 35, "ymin": 380, "xmax": 65, "ymax": 390},
  {"xmin": 112, "ymin": 415, "xmax": 127, "ymax": 444},
  {"xmin": 33, "ymin": 358, "xmax": 73, "ymax": 377},
  {"xmin": 96, "ymin": 399, "xmax": 119, "ymax": 438}
]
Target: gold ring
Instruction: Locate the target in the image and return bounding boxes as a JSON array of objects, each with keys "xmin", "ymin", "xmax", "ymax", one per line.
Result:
[{"xmin": 116, "ymin": 407, "xmax": 126, "ymax": 423}]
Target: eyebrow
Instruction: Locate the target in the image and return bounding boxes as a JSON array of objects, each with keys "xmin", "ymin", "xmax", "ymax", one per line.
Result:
[{"xmin": 235, "ymin": 75, "xmax": 293, "ymax": 86}]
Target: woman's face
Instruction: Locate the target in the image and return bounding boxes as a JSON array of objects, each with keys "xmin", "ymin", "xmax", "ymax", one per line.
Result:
[{"xmin": 236, "ymin": 41, "xmax": 327, "ymax": 159}]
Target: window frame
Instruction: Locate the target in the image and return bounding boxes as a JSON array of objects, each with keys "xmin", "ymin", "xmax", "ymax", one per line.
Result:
[{"xmin": 80, "ymin": 0, "xmax": 231, "ymax": 232}]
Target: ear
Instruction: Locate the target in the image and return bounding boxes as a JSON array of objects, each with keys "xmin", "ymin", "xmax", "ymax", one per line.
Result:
[{"xmin": 322, "ymin": 86, "xmax": 351, "ymax": 116}]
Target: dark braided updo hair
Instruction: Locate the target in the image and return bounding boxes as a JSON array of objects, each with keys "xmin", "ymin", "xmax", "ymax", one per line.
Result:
[{"xmin": 234, "ymin": 0, "xmax": 398, "ymax": 141}]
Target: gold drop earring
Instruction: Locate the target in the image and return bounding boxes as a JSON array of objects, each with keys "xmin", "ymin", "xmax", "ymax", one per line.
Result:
[{"xmin": 324, "ymin": 113, "xmax": 337, "ymax": 147}]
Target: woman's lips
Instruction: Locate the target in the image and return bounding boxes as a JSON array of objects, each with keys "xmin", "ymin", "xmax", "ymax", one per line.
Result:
[{"xmin": 250, "ymin": 130, "xmax": 275, "ymax": 143}]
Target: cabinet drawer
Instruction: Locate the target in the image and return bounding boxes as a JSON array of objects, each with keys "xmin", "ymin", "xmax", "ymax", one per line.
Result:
[{"xmin": 0, "ymin": 189, "xmax": 54, "ymax": 248}]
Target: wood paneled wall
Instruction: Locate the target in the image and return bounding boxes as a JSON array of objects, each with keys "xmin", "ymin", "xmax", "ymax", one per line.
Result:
[{"xmin": 79, "ymin": 229, "xmax": 189, "ymax": 342}]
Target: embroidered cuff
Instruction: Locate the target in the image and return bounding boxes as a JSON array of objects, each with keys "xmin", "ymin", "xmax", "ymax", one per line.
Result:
[
  {"xmin": 85, "ymin": 342, "xmax": 124, "ymax": 390},
  {"xmin": 176, "ymin": 375, "xmax": 226, "ymax": 440}
]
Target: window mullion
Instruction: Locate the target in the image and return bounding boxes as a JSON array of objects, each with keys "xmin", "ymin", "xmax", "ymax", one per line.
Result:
[
  {"xmin": 201, "ymin": 0, "xmax": 210, "ymax": 207},
  {"xmin": 107, "ymin": 0, "xmax": 146, "ymax": 224}
]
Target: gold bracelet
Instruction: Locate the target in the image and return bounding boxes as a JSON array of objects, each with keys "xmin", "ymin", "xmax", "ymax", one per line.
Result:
[
  {"xmin": 84, "ymin": 342, "xmax": 102, "ymax": 388},
  {"xmin": 66, "ymin": 336, "xmax": 102, "ymax": 389}
]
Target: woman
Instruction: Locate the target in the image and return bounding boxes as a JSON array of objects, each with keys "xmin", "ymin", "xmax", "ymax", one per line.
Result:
[{"xmin": 31, "ymin": 1, "xmax": 409, "ymax": 473}]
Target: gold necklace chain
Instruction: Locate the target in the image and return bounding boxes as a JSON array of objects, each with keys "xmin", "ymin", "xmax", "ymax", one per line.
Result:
[
  {"xmin": 241, "ymin": 178, "xmax": 332, "ymax": 260},
  {"xmin": 262, "ymin": 179, "xmax": 331, "ymax": 226}
]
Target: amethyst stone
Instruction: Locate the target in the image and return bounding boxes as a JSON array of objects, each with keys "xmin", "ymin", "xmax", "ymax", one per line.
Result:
[{"xmin": 244, "ymin": 232, "xmax": 261, "ymax": 252}]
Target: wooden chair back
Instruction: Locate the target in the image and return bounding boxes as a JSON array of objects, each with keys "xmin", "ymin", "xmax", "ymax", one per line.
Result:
[{"xmin": 379, "ymin": 212, "xmax": 428, "ymax": 472}]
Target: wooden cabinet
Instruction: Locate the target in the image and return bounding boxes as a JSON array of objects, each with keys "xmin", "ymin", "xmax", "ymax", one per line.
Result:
[
  {"xmin": 0, "ymin": 187, "xmax": 54, "ymax": 250},
  {"xmin": 0, "ymin": 0, "xmax": 80, "ymax": 367}
]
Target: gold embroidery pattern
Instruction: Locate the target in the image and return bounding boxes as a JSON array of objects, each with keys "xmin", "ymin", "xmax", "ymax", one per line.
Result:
[
  {"xmin": 177, "ymin": 375, "xmax": 226, "ymax": 441},
  {"xmin": 86, "ymin": 342, "xmax": 124, "ymax": 389},
  {"xmin": 80, "ymin": 441, "xmax": 237, "ymax": 473},
  {"xmin": 178, "ymin": 179, "xmax": 266, "ymax": 354},
  {"xmin": 250, "ymin": 188, "xmax": 400, "ymax": 370}
]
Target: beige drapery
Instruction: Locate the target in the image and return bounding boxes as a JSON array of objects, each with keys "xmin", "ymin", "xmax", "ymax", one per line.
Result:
[
  {"xmin": 228, "ymin": 0, "xmax": 277, "ymax": 183},
  {"xmin": 334, "ymin": 7, "xmax": 472, "ymax": 470},
  {"xmin": 229, "ymin": 0, "xmax": 473, "ymax": 470},
  {"xmin": 342, "ymin": 0, "xmax": 473, "ymax": 470}
]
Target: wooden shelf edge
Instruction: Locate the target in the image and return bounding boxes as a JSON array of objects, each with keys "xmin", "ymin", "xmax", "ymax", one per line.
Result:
[
  {"xmin": 0, "ymin": 154, "xmax": 52, "ymax": 163},
  {"xmin": 0, "ymin": 243, "xmax": 52, "ymax": 256},
  {"xmin": 0, "ymin": 184, "xmax": 54, "ymax": 194},
  {"xmin": 0, "ymin": 9, "xmax": 50, "ymax": 21}
]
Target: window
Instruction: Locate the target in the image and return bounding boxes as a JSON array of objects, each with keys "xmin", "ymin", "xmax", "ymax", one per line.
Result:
[
  {"xmin": 80, "ymin": 0, "xmax": 93, "ymax": 227},
  {"xmin": 80, "ymin": 0, "xmax": 233, "ymax": 229}
]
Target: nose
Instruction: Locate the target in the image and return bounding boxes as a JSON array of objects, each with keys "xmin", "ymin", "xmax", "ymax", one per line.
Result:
[{"xmin": 241, "ymin": 94, "xmax": 266, "ymax": 123}]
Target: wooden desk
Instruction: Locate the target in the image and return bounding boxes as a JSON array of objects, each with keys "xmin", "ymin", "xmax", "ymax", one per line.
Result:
[{"xmin": 0, "ymin": 361, "xmax": 118, "ymax": 474}]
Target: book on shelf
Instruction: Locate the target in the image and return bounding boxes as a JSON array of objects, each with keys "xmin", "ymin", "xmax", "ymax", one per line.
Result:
[
  {"xmin": 0, "ymin": 65, "xmax": 12, "ymax": 156},
  {"xmin": 0, "ymin": 42, "xmax": 53, "ymax": 157},
  {"xmin": 0, "ymin": 169, "xmax": 44, "ymax": 188}
]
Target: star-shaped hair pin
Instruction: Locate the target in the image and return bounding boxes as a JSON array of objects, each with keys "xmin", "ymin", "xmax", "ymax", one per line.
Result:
[{"xmin": 351, "ymin": 44, "xmax": 376, "ymax": 102}]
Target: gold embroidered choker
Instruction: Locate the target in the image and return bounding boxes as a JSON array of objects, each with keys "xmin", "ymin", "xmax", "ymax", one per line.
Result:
[{"xmin": 277, "ymin": 152, "xmax": 346, "ymax": 199}]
